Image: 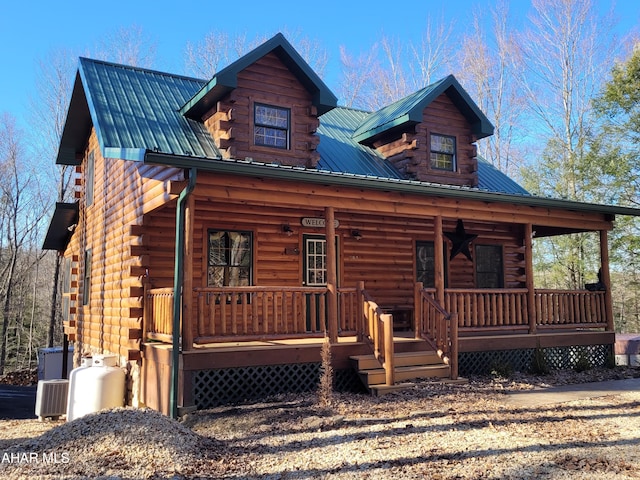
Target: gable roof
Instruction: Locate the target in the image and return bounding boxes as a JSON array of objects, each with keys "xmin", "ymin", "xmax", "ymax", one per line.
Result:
[
  {"xmin": 55, "ymin": 56, "xmax": 525, "ymax": 196},
  {"xmin": 352, "ymin": 75, "xmax": 494, "ymax": 145},
  {"xmin": 57, "ymin": 58, "xmax": 221, "ymax": 165},
  {"xmin": 180, "ymin": 33, "xmax": 338, "ymax": 120}
]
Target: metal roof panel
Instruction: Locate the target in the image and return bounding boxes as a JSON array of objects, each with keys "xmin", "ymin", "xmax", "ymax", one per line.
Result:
[{"xmin": 74, "ymin": 58, "xmax": 221, "ymax": 162}]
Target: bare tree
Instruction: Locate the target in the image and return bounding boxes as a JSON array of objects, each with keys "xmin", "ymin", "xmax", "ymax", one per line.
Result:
[
  {"xmin": 455, "ymin": 1, "xmax": 525, "ymax": 176},
  {"xmin": 0, "ymin": 114, "xmax": 48, "ymax": 374},
  {"xmin": 338, "ymin": 16, "xmax": 455, "ymax": 110},
  {"xmin": 516, "ymin": 0, "xmax": 619, "ymax": 289},
  {"xmin": 184, "ymin": 29, "xmax": 328, "ymax": 80},
  {"xmin": 93, "ymin": 24, "xmax": 157, "ymax": 68}
]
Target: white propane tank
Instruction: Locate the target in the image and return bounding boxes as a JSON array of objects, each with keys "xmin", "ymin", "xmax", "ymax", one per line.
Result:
[{"xmin": 66, "ymin": 354, "xmax": 125, "ymax": 422}]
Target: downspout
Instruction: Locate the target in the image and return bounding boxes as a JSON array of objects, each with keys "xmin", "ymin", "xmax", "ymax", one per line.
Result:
[{"xmin": 170, "ymin": 167, "xmax": 197, "ymax": 419}]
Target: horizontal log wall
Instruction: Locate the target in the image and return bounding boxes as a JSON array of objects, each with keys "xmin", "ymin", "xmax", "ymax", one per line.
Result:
[{"xmin": 65, "ymin": 129, "xmax": 183, "ymax": 362}]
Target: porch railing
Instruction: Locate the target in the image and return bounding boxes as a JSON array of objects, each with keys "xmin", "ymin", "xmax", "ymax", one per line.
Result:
[
  {"xmin": 445, "ymin": 288, "xmax": 530, "ymax": 332},
  {"xmin": 534, "ymin": 289, "xmax": 607, "ymax": 329},
  {"xmin": 415, "ymin": 283, "xmax": 458, "ymax": 379},
  {"xmin": 442, "ymin": 288, "xmax": 608, "ymax": 332},
  {"xmin": 143, "ymin": 285, "xmax": 609, "ymax": 347},
  {"xmin": 191, "ymin": 286, "xmax": 359, "ymax": 343},
  {"xmin": 359, "ymin": 282, "xmax": 394, "ymax": 386},
  {"xmin": 144, "ymin": 287, "xmax": 175, "ymax": 343}
]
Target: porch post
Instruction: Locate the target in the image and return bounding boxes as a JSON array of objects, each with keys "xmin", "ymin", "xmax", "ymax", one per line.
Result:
[
  {"xmin": 525, "ymin": 223, "xmax": 536, "ymax": 334},
  {"xmin": 182, "ymin": 194, "xmax": 195, "ymax": 350},
  {"xmin": 600, "ymin": 229, "xmax": 614, "ymax": 331},
  {"xmin": 434, "ymin": 216, "xmax": 445, "ymax": 307},
  {"xmin": 325, "ymin": 206, "xmax": 338, "ymax": 343}
]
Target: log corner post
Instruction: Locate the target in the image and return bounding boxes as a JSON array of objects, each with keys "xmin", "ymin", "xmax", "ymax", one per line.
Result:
[
  {"xmin": 600, "ymin": 230, "xmax": 614, "ymax": 331},
  {"xmin": 525, "ymin": 224, "xmax": 536, "ymax": 334}
]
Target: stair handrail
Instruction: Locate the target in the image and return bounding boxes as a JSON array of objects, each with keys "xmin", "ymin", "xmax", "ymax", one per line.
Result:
[
  {"xmin": 357, "ymin": 281, "xmax": 395, "ymax": 385},
  {"xmin": 415, "ymin": 282, "xmax": 458, "ymax": 380}
]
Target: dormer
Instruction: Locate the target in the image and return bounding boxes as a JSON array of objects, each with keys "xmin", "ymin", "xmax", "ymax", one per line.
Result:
[
  {"xmin": 352, "ymin": 75, "xmax": 494, "ymax": 187},
  {"xmin": 181, "ymin": 33, "xmax": 338, "ymax": 168}
]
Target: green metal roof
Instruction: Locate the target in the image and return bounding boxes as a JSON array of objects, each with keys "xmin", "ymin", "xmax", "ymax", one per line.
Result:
[
  {"xmin": 317, "ymin": 107, "xmax": 404, "ymax": 178},
  {"xmin": 352, "ymin": 75, "xmax": 494, "ymax": 145},
  {"xmin": 57, "ymin": 58, "xmax": 221, "ymax": 165},
  {"xmin": 180, "ymin": 33, "xmax": 338, "ymax": 120},
  {"xmin": 52, "ymin": 34, "xmax": 640, "ymax": 222},
  {"xmin": 477, "ymin": 157, "xmax": 529, "ymax": 195}
]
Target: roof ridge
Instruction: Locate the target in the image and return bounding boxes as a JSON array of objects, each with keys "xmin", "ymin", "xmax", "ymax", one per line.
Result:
[{"xmin": 78, "ymin": 57, "xmax": 206, "ymax": 84}]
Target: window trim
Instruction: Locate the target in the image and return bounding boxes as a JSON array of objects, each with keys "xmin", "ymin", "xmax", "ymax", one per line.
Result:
[
  {"xmin": 430, "ymin": 133, "xmax": 457, "ymax": 171},
  {"xmin": 253, "ymin": 103, "xmax": 290, "ymax": 150},
  {"xmin": 303, "ymin": 235, "xmax": 327, "ymax": 286}
]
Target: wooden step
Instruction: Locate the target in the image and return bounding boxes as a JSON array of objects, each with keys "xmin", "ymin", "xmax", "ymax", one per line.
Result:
[
  {"xmin": 359, "ymin": 364, "xmax": 451, "ymax": 386},
  {"xmin": 350, "ymin": 351, "xmax": 441, "ymax": 370},
  {"xmin": 369, "ymin": 382, "xmax": 416, "ymax": 396}
]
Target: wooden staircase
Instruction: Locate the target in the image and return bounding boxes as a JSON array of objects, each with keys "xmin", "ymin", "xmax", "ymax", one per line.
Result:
[{"xmin": 350, "ymin": 338, "xmax": 456, "ymax": 396}]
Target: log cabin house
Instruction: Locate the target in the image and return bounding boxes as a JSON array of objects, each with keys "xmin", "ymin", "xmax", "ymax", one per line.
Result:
[{"xmin": 43, "ymin": 33, "xmax": 640, "ymax": 417}]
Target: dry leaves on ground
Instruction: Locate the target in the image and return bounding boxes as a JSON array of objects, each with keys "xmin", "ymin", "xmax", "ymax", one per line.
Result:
[{"xmin": 1, "ymin": 366, "xmax": 639, "ymax": 479}]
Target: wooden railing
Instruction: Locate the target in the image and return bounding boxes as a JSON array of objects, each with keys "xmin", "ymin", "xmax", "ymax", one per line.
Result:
[
  {"xmin": 444, "ymin": 288, "xmax": 529, "ymax": 331},
  {"xmin": 358, "ymin": 281, "xmax": 394, "ymax": 385},
  {"xmin": 415, "ymin": 283, "xmax": 458, "ymax": 379},
  {"xmin": 144, "ymin": 287, "xmax": 175, "ymax": 343},
  {"xmin": 143, "ymin": 285, "xmax": 359, "ymax": 343},
  {"xmin": 534, "ymin": 289, "xmax": 607, "ymax": 328},
  {"xmin": 442, "ymin": 288, "xmax": 608, "ymax": 332}
]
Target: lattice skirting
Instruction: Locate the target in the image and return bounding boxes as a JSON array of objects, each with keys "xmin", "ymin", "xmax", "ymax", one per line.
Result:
[
  {"xmin": 193, "ymin": 363, "xmax": 365, "ymax": 409},
  {"xmin": 459, "ymin": 344, "xmax": 613, "ymax": 376}
]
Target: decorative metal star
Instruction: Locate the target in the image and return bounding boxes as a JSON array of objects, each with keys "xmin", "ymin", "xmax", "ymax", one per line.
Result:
[{"xmin": 444, "ymin": 219, "xmax": 477, "ymax": 261}]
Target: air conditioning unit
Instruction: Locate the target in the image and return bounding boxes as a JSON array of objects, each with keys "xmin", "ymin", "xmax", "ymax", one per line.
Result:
[{"xmin": 35, "ymin": 379, "xmax": 69, "ymax": 421}]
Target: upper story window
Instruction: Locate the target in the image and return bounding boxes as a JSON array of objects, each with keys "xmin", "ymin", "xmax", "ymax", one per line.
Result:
[
  {"xmin": 430, "ymin": 133, "xmax": 456, "ymax": 171},
  {"xmin": 254, "ymin": 103, "xmax": 290, "ymax": 149}
]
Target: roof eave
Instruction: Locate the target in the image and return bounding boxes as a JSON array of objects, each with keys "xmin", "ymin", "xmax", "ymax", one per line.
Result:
[
  {"xmin": 143, "ymin": 151, "xmax": 640, "ymax": 219},
  {"xmin": 42, "ymin": 202, "xmax": 79, "ymax": 251}
]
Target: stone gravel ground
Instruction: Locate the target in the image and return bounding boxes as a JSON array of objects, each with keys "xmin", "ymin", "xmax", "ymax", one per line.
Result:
[{"xmin": 1, "ymin": 366, "xmax": 639, "ymax": 479}]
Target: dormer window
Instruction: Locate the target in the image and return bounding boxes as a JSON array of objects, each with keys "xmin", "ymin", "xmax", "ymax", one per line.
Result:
[
  {"xmin": 254, "ymin": 103, "xmax": 290, "ymax": 149},
  {"xmin": 430, "ymin": 133, "xmax": 456, "ymax": 171}
]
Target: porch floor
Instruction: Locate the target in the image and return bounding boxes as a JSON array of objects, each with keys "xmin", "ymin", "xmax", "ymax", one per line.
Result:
[{"xmin": 190, "ymin": 331, "xmax": 418, "ymax": 351}]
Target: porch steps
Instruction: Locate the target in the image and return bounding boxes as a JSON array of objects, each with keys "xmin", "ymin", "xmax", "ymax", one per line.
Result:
[{"xmin": 350, "ymin": 350, "xmax": 452, "ymax": 395}]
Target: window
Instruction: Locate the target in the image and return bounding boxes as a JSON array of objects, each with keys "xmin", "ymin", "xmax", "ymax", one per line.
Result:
[
  {"xmin": 475, "ymin": 245, "xmax": 504, "ymax": 288},
  {"xmin": 416, "ymin": 241, "xmax": 448, "ymax": 288},
  {"xmin": 207, "ymin": 231, "xmax": 252, "ymax": 287},
  {"xmin": 82, "ymin": 249, "xmax": 92, "ymax": 306},
  {"xmin": 254, "ymin": 103, "xmax": 290, "ymax": 149},
  {"xmin": 304, "ymin": 236, "xmax": 327, "ymax": 286},
  {"xmin": 416, "ymin": 241, "xmax": 435, "ymax": 288},
  {"xmin": 61, "ymin": 257, "xmax": 72, "ymax": 321},
  {"xmin": 430, "ymin": 133, "xmax": 456, "ymax": 171},
  {"xmin": 86, "ymin": 151, "xmax": 95, "ymax": 207}
]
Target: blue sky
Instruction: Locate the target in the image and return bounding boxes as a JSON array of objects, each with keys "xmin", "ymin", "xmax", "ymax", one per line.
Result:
[{"xmin": 1, "ymin": 0, "xmax": 639, "ymax": 129}]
